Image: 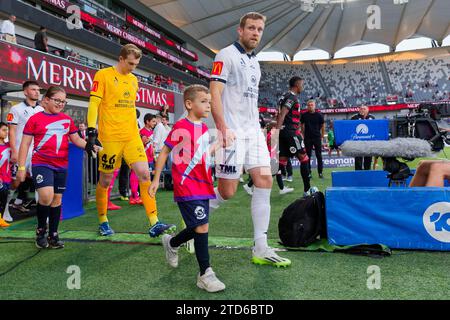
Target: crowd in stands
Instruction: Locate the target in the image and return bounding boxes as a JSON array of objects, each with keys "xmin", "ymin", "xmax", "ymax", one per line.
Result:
[
  {"xmin": 0, "ymin": 13, "xmax": 186, "ymax": 94},
  {"xmin": 4, "ymin": 1, "xmax": 450, "ymax": 106},
  {"xmin": 316, "ymin": 57, "xmax": 386, "ymax": 107},
  {"xmin": 2, "ymin": 0, "xmax": 208, "ymax": 93},
  {"xmin": 260, "ymin": 63, "xmax": 326, "ymax": 108},
  {"xmin": 259, "ymin": 49, "xmax": 450, "ymax": 109},
  {"xmin": 68, "ymin": 0, "xmax": 211, "ymax": 82},
  {"xmin": 385, "ymin": 53, "xmax": 450, "ymax": 103}
]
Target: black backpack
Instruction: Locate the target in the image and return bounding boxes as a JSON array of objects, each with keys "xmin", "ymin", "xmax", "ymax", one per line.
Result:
[{"xmin": 278, "ymin": 191, "xmax": 327, "ymax": 247}]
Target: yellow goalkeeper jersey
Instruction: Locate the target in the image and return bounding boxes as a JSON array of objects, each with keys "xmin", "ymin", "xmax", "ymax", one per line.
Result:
[{"xmin": 90, "ymin": 66, "xmax": 139, "ymax": 142}]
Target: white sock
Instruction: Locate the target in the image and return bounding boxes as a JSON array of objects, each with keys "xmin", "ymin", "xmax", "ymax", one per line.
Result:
[
  {"xmin": 251, "ymin": 187, "xmax": 271, "ymax": 253},
  {"xmin": 209, "ymin": 187, "xmax": 226, "ymax": 212},
  {"xmin": 2, "ymin": 190, "xmax": 14, "ymax": 221},
  {"xmin": 4, "ymin": 190, "xmax": 13, "ymax": 216}
]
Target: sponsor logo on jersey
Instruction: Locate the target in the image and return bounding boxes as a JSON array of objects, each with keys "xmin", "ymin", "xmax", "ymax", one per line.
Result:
[
  {"xmin": 219, "ymin": 164, "xmax": 237, "ymax": 174},
  {"xmin": 211, "ymin": 61, "xmax": 224, "ymax": 76},
  {"xmin": 6, "ymin": 113, "xmax": 13, "ymax": 122},
  {"xmin": 92, "ymin": 81, "xmax": 99, "ymax": 92}
]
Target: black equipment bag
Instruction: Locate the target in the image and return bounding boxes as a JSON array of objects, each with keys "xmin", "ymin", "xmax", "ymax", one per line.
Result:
[{"xmin": 278, "ymin": 191, "xmax": 327, "ymax": 247}]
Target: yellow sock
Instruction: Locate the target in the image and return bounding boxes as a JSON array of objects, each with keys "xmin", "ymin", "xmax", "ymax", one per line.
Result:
[
  {"xmin": 139, "ymin": 180, "xmax": 159, "ymax": 226},
  {"xmin": 96, "ymin": 184, "xmax": 109, "ymax": 224}
]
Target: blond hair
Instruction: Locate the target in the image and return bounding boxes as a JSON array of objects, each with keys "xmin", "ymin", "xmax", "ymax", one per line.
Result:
[
  {"xmin": 183, "ymin": 84, "xmax": 209, "ymax": 103},
  {"xmin": 119, "ymin": 44, "xmax": 142, "ymax": 59},
  {"xmin": 240, "ymin": 12, "xmax": 266, "ymax": 28}
]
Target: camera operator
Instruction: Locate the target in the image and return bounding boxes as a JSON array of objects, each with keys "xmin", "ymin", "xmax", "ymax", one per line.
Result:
[{"xmin": 351, "ymin": 105, "xmax": 375, "ymax": 170}]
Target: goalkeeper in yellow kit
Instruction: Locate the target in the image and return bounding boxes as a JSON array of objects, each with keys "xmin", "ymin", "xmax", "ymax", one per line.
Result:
[{"xmin": 87, "ymin": 44, "xmax": 175, "ymax": 237}]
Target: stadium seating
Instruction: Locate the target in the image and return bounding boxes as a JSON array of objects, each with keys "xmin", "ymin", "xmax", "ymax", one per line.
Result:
[
  {"xmin": 384, "ymin": 50, "xmax": 450, "ymax": 103},
  {"xmin": 316, "ymin": 57, "xmax": 386, "ymax": 107},
  {"xmin": 9, "ymin": 0, "xmax": 207, "ymax": 88},
  {"xmin": 260, "ymin": 62, "xmax": 325, "ymax": 108},
  {"xmin": 259, "ymin": 48, "xmax": 450, "ymax": 109}
]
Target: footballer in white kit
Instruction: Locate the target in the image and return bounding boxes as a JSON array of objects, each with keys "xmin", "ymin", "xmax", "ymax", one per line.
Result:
[
  {"xmin": 8, "ymin": 100, "xmax": 44, "ymax": 175},
  {"xmin": 3, "ymin": 80, "xmax": 43, "ymax": 221},
  {"xmin": 209, "ymin": 12, "xmax": 291, "ymax": 268},
  {"xmin": 211, "ymin": 41, "xmax": 270, "ymax": 179}
]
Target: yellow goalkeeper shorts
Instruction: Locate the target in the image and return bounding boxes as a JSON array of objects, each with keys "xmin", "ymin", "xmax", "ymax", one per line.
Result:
[{"xmin": 98, "ymin": 136, "xmax": 147, "ymax": 173}]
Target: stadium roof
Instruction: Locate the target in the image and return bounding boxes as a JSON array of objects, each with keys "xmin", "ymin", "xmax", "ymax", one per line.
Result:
[{"xmin": 139, "ymin": 0, "xmax": 450, "ymax": 57}]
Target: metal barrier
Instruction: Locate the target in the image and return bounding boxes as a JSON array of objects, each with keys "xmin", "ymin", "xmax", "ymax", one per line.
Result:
[
  {"xmin": 83, "ymin": 154, "xmax": 99, "ymax": 203},
  {"xmin": 82, "ymin": 155, "xmax": 174, "ymax": 203},
  {"xmin": 83, "ymin": 154, "xmax": 123, "ymax": 203}
]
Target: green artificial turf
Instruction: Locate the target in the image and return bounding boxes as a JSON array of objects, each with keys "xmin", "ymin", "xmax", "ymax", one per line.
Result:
[
  {"xmin": 1, "ymin": 239, "xmax": 449, "ymax": 300},
  {"xmin": 1, "ymin": 151, "xmax": 449, "ymax": 300}
]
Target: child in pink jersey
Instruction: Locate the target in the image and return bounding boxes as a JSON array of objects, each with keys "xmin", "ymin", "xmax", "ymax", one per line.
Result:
[
  {"xmin": 18, "ymin": 86, "xmax": 100, "ymax": 249},
  {"xmin": 140, "ymin": 113, "xmax": 157, "ymax": 175},
  {"xmin": 0, "ymin": 122, "xmax": 12, "ymax": 227},
  {"xmin": 127, "ymin": 113, "xmax": 158, "ymax": 205},
  {"xmin": 149, "ymin": 85, "xmax": 225, "ymax": 293}
]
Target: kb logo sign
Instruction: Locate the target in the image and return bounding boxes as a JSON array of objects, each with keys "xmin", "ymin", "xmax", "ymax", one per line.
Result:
[{"xmin": 423, "ymin": 202, "xmax": 450, "ymax": 243}]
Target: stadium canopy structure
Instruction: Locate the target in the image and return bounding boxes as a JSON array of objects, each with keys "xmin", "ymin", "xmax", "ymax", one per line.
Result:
[{"xmin": 139, "ymin": 0, "xmax": 450, "ymax": 58}]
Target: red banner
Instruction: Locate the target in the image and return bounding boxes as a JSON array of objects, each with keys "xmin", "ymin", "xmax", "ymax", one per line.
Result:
[
  {"xmin": 41, "ymin": 0, "xmax": 71, "ymax": 10},
  {"xmin": 79, "ymin": 12, "xmax": 208, "ymax": 78},
  {"xmin": 0, "ymin": 42, "xmax": 175, "ymax": 110},
  {"xmin": 40, "ymin": 0, "xmax": 207, "ymax": 78},
  {"xmin": 301, "ymin": 102, "xmax": 450, "ymax": 114},
  {"xmin": 258, "ymin": 107, "xmax": 277, "ymax": 114},
  {"xmin": 126, "ymin": 14, "xmax": 198, "ymax": 62}
]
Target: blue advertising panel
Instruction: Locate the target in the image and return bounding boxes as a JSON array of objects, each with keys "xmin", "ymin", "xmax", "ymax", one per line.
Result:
[
  {"xmin": 326, "ymin": 187, "xmax": 450, "ymax": 250},
  {"xmin": 331, "ymin": 170, "xmax": 449, "ymax": 187},
  {"xmin": 332, "ymin": 170, "xmax": 414, "ymax": 187},
  {"xmin": 61, "ymin": 144, "xmax": 84, "ymax": 220},
  {"xmin": 291, "ymin": 156, "xmax": 355, "ymax": 169},
  {"xmin": 334, "ymin": 120, "xmax": 390, "ymax": 145}
]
